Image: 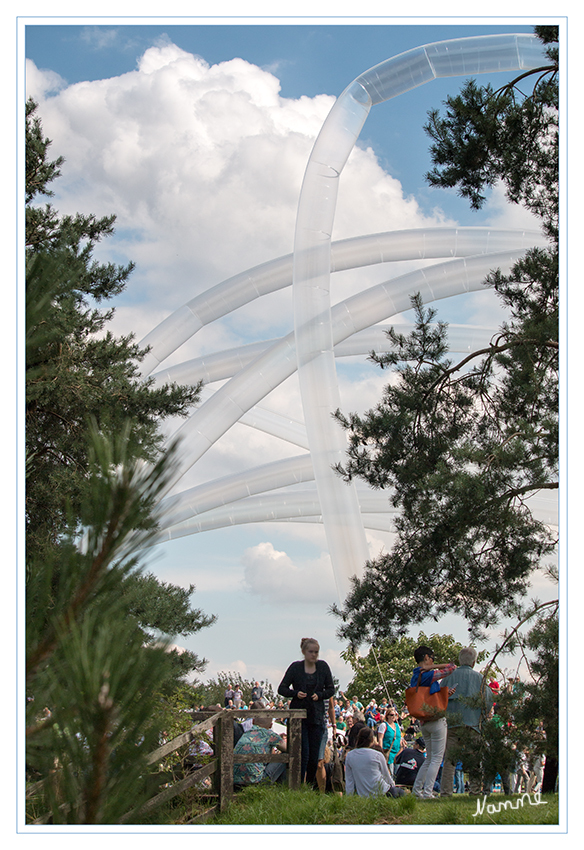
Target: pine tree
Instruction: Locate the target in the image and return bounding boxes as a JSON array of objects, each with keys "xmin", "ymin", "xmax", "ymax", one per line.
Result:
[
  {"xmin": 25, "ymin": 100, "xmax": 214, "ymax": 680},
  {"xmin": 121, "ymin": 571, "xmax": 216, "ymax": 686},
  {"xmin": 25, "ymin": 98, "xmax": 201, "ymax": 559},
  {"xmin": 26, "ymin": 427, "xmax": 183, "ymax": 824}
]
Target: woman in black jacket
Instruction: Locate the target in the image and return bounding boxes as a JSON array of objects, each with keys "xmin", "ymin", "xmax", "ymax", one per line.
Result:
[{"xmin": 278, "ymin": 637, "xmax": 335, "ymax": 786}]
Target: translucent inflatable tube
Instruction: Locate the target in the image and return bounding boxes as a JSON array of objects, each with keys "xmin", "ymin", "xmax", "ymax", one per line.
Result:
[
  {"xmin": 158, "ymin": 323, "xmax": 496, "ymax": 453},
  {"xmin": 151, "ymin": 323, "xmax": 498, "ymax": 388},
  {"xmin": 156, "ymin": 324, "xmax": 498, "ymax": 528},
  {"xmin": 191, "ymin": 387, "xmax": 311, "ymax": 449},
  {"xmin": 157, "ymin": 456, "xmax": 557, "ymax": 542},
  {"xmin": 159, "ymin": 453, "xmax": 314, "ymax": 530},
  {"xmin": 155, "ymin": 484, "xmax": 557, "ymax": 543},
  {"xmin": 138, "ymin": 225, "xmax": 545, "ymax": 377},
  {"xmin": 155, "ymin": 489, "xmax": 397, "ymax": 541},
  {"xmin": 155, "ymin": 486, "xmax": 558, "ymax": 541},
  {"xmin": 280, "ymin": 514, "xmax": 396, "ymax": 533},
  {"xmin": 292, "ymin": 34, "xmax": 547, "ymax": 596},
  {"xmin": 234, "ymin": 406, "xmax": 309, "ymax": 450},
  {"xmin": 165, "ymin": 250, "xmax": 531, "ymax": 498},
  {"xmin": 156, "ymin": 512, "xmax": 397, "ymax": 543}
]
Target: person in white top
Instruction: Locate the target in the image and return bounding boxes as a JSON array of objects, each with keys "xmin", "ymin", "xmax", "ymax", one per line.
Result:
[{"xmin": 344, "ymin": 727, "xmax": 404, "ymax": 798}]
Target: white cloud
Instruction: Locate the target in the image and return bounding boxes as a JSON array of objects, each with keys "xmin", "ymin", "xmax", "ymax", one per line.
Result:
[
  {"xmin": 25, "ymin": 58, "xmax": 66, "ymax": 100},
  {"xmin": 201, "ymin": 658, "xmax": 249, "ymax": 682},
  {"xmin": 483, "ymin": 180, "xmax": 544, "ymax": 232},
  {"xmin": 241, "ymin": 541, "xmax": 336, "ymax": 604},
  {"xmin": 27, "ymin": 42, "xmax": 451, "ymax": 326}
]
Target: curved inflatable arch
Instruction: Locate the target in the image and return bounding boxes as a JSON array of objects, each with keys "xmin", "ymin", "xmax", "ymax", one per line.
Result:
[
  {"xmin": 155, "ymin": 490, "xmax": 397, "ymax": 541},
  {"xmin": 291, "ymin": 33, "xmax": 549, "ymax": 597},
  {"xmin": 159, "ymin": 453, "xmax": 314, "ymax": 531},
  {"xmin": 154, "ymin": 486, "xmax": 557, "ymax": 542},
  {"xmin": 134, "ymin": 34, "xmax": 553, "ymax": 600},
  {"xmin": 156, "ymin": 511, "xmax": 397, "ymax": 543},
  {"xmin": 150, "ymin": 323, "xmax": 498, "ymax": 458},
  {"xmin": 150, "ymin": 322, "xmax": 500, "ymax": 388},
  {"xmin": 148, "ymin": 248, "xmax": 550, "ymax": 590},
  {"xmin": 159, "ymin": 249, "xmax": 535, "ymax": 494},
  {"xmin": 150, "ymin": 246, "xmax": 555, "ymax": 550},
  {"xmin": 154, "ymin": 324, "xmax": 498, "ymax": 530},
  {"xmin": 139, "ymin": 226, "xmax": 544, "ymax": 379}
]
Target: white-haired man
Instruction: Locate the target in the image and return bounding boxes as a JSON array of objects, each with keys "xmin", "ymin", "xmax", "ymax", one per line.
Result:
[{"xmin": 440, "ymin": 647, "xmax": 493, "ymax": 797}]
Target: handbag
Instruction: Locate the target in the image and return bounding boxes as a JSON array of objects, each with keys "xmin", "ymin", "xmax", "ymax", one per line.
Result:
[{"xmin": 404, "ymin": 671, "xmax": 449, "ymax": 720}]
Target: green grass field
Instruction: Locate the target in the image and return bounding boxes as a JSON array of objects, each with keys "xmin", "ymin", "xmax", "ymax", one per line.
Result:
[{"xmin": 210, "ymin": 785, "xmax": 559, "ymax": 827}]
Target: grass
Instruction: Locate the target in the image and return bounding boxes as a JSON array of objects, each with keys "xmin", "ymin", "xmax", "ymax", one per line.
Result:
[{"xmin": 208, "ymin": 785, "xmax": 559, "ymax": 827}]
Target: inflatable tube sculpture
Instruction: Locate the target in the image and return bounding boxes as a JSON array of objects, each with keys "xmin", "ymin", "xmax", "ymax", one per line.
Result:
[
  {"xmin": 137, "ymin": 34, "xmax": 553, "ymax": 600},
  {"xmin": 291, "ymin": 34, "xmax": 549, "ymax": 598}
]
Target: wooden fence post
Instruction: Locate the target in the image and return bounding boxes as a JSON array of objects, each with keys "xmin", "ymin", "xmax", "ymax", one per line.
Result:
[
  {"xmin": 287, "ymin": 716, "xmax": 302, "ymax": 790},
  {"xmin": 217, "ymin": 711, "xmax": 234, "ymax": 812}
]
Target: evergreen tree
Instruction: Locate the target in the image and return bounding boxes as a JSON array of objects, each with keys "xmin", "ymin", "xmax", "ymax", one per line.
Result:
[
  {"xmin": 25, "ymin": 100, "xmax": 213, "ymax": 679},
  {"xmin": 25, "ymin": 98, "xmax": 201, "ymax": 558},
  {"xmin": 517, "ymin": 608, "xmax": 559, "ymax": 792},
  {"xmin": 121, "ymin": 571, "xmax": 216, "ymax": 686},
  {"xmin": 331, "ymin": 27, "xmax": 559, "ymax": 646},
  {"xmin": 26, "ymin": 427, "xmax": 184, "ymax": 824},
  {"xmin": 439, "ymin": 603, "xmax": 558, "ymax": 796}
]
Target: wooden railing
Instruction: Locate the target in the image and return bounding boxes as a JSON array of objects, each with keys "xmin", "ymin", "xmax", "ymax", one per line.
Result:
[{"xmin": 121, "ymin": 706, "xmax": 307, "ymax": 824}]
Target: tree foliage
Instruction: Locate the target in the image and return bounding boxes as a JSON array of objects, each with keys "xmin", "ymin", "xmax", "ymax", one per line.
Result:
[
  {"xmin": 25, "ymin": 97, "xmax": 201, "ymax": 558},
  {"xmin": 341, "ymin": 631, "xmax": 487, "ymax": 708},
  {"xmin": 26, "ymin": 428, "xmax": 183, "ymax": 824},
  {"xmin": 25, "ymin": 99, "xmax": 213, "ymax": 680},
  {"xmin": 516, "ymin": 606, "xmax": 559, "ymax": 790},
  {"xmin": 121, "ymin": 572, "xmax": 216, "ymax": 685},
  {"xmin": 425, "ymin": 25, "xmax": 558, "ymax": 239},
  {"xmin": 331, "ymin": 27, "xmax": 559, "ymax": 647},
  {"xmin": 25, "ymin": 104, "xmax": 216, "ymax": 822},
  {"xmin": 443, "ymin": 604, "xmax": 558, "ymax": 793},
  {"xmin": 24, "ymin": 150, "xmax": 216, "ymax": 814}
]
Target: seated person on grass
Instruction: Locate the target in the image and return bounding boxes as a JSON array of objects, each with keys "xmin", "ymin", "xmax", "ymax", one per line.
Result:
[
  {"xmin": 233, "ymin": 701, "xmax": 287, "ymax": 787},
  {"xmin": 344, "ymin": 727, "xmax": 405, "ymax": 798},
  {"xmin": 393, "ymin": 737, "xmax": 426, "ymax": 787}
]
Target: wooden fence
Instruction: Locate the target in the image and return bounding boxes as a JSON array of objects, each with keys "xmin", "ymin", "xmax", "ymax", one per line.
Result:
[
  {"xmin": 121, "ymin": 706, "xmax": 307, "ymax": 823},
  {"xmin": 28, "ymin": 706, "xmax": 307, "ymax": 825}
]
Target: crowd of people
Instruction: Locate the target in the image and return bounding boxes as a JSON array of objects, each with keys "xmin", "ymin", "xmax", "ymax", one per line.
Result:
[{"xmin": 189, "ymin": 638, "xmax": 548, "ymax": 800}]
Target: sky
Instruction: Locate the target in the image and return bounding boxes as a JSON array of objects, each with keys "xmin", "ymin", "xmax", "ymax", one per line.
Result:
[{"xmin": 21, "ymin": 15, "xmax": 562, "ymax": 696}]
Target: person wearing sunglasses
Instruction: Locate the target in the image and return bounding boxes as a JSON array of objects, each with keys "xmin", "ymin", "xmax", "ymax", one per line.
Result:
[{"xmin": 377, "ymin": 706, "xmax": 402, "ymax": 773}]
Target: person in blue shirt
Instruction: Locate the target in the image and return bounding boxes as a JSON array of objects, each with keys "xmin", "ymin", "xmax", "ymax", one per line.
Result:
[
  {"xmin": 365, "ymin": 701, "xmax": 378, "ymax": 728},
  {"xmin": 409, "ymin": 645, "xmax": 456, "ymax": 799}
]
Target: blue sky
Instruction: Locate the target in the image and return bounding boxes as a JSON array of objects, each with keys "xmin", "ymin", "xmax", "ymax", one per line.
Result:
[
  {"xmin": 22, "ymin": 16, "xmax": 560, "ymax": 693},
  {"xmin": 25, "ymin": 20, "xmax": 537, "ymax": 224}
]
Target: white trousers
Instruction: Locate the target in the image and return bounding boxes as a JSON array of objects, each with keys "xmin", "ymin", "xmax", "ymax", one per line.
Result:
[{"xmin": 413, "ymin": 716, "xmax": 448, "ymax": 798}]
